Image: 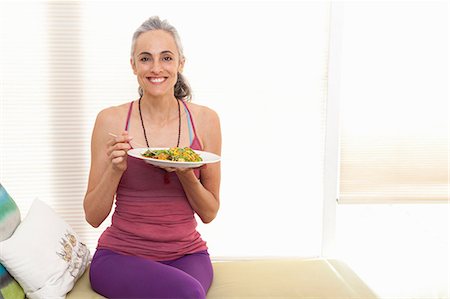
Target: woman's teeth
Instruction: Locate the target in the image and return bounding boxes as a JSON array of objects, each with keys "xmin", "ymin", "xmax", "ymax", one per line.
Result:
[{"xmin": 149, "ymin": 77, "xmax": 165, "ymax": 83}]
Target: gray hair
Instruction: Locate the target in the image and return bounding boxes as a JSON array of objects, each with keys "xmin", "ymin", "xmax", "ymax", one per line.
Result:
[{"xmin": 131, "ymin": 16, "xmax": 192, "ymax": 101}]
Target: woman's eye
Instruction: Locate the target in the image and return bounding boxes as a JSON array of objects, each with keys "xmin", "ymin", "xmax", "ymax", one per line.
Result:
[
  {"xmin": 163, "ymin": 57, "xmax": 173, "ymax": 61},
  {"xmin": 140, "ymin": 57, "xmax": 149, "ymax": 62}
]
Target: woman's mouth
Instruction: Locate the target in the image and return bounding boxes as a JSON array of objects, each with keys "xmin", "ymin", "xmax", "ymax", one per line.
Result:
[{"xmin": 147, "ymin": 77, "xmax": 167, "ymax": 84}]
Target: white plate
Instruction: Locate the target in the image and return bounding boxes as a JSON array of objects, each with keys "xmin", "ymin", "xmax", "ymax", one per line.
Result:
[{"xmin": 127, "ymin": 148, "xmax": 221, "ymax": 169}]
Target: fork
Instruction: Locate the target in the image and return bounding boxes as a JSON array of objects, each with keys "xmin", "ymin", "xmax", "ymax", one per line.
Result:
[{"xmin": 108, "ymin": 133, "xmax": 148, "ymax": 148}]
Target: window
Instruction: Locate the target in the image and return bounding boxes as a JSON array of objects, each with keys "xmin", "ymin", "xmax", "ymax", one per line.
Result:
[
  {"xmin": 333, "ymin": 3, "xmax": 448, "ymax": 298},
  {"xmin": 338, "ymin": 2, "xmax": 448, "ymax": 204}
]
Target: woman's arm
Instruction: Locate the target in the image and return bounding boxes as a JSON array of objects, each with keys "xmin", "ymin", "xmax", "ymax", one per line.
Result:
[
  {"xmin": 83, "ymin": 108, "xmax": 132, "ymax": 227},
  {"xmin": 176, "ymin": 106, "xmax": 221, "ymax": 223}
]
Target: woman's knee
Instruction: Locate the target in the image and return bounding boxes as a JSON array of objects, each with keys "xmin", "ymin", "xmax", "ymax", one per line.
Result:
[{"xmin": 178, "ymin": 279, "xmax": 206, "ymax": 299}]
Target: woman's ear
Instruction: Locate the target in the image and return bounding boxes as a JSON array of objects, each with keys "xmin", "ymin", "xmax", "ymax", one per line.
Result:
[
  {"xmin": 130, "ymin": 58, "xmax": 137, "ymax": 75},
  {"xmin": 178, "ymin": 58, "xmax": 185, "ymax": 73}
]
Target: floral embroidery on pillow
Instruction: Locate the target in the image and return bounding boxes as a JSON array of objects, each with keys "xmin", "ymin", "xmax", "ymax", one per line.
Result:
[{"xmin": 57, "ymin": 230, "xmax": 89, "ymax": 278}]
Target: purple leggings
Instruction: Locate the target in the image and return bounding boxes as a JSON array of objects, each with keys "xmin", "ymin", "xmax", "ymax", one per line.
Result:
[{"xmin": 89, "ymin": 249, "xmax": 213, "ymax": 299}]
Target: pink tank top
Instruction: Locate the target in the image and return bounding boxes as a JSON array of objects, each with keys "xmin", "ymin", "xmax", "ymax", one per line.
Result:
[{"xmin": 97, "ymin": 100, "xmax": 207, "ymax": 261}]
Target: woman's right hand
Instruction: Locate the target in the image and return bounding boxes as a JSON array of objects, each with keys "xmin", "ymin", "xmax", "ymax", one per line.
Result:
[{"xmin": 107, "ymin": 131, "xmax": 133, "ymax": 172}]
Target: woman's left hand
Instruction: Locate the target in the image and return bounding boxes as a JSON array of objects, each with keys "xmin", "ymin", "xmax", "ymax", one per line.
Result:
[{"xmin": 157, "ymin": 164, "xmax": 205, "ymax": 174}]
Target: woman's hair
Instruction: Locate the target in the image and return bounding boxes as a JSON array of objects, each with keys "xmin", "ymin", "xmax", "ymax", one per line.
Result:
[{"xmin": 131, "ymin": 16, "xmax": 192, "ymax": 101}]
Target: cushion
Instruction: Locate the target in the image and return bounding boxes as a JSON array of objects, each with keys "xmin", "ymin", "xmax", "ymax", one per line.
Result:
[
  {"xmin": 0, "ymin": 198, "xmax": 90, "ymax": 299},
  {"xmin": 0, "ymin": 183, "xmax": 25, "ymax": 299},
  {"xmin": 0, "ymin": 183, "xmax": 21, "ymax": 242},
  {"xmin": 0, "ymin": 264, "xmax": 25, "ymax": 299},
  {"xmin": 67, "ymin": 258, "xmax": 378, "ymax": 299},
  {"xmin": 207, "ymin": 258, "xmax": 378, "ymax": 298}
]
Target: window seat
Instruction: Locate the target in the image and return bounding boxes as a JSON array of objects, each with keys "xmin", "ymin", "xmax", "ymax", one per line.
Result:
[{"xmin": 67, "ymin": 257, "xmax": 378, "ymax": 299}]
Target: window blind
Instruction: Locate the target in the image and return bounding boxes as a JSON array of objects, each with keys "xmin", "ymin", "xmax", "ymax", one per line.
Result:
[
  {"xmin": 1, "ymin": 1, "xmax": 329, "ymax": 257},
  {"xmin": 0, "ymin": 1, "xmax": 111, "ymax": 253},
  {"xmin": 338, "ymin": 2, "xmax": 448, "ymax": 203}
]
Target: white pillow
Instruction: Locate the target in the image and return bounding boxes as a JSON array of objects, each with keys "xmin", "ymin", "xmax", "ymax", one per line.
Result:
[{"xmin": 0, "ymin": 198, "xmax": 90, "ymax": 299}]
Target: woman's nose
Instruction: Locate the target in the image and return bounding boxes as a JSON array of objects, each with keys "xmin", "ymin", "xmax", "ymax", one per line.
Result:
[{"xmin": 151, "ymin": 61, "xmax": 163, "ymax": 73}]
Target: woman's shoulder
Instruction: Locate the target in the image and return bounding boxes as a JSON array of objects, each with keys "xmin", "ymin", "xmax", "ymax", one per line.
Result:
[
  {"xmin": 185, "ymin": 101, "xmax": 219, "ymax": 123},
  {"xmin": 185, "ymin": 101, "xmax": 221, "ymax": 152},
  {"xmin": 97, "ymin": 102, "xmax": 132, "ymax": 120},
  {"xmin": 95, "ymin": 101, "xmax": 134, "ymax": 130},
  {"xmin": 185, "ymin": 101, "xmax": 220, "ymax": 144}
]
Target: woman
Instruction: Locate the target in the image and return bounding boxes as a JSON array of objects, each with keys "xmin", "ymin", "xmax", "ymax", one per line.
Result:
[{"xmin": 83, "ymin": 16, "xmax": 221, "ymax": 299}]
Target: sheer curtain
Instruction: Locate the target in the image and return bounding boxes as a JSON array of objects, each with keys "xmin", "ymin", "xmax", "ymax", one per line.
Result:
[{"xmin": 1, "ymin": 1, "xmax": 330, "ymax": 258}]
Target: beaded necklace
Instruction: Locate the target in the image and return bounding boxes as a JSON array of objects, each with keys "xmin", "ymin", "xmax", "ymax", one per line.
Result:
[{"xmin": 138, "ymin": 96, "xmax": 181, "ymax": 148}]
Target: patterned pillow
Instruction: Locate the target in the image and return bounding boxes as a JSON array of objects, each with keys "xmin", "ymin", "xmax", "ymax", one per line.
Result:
[
  {"xmin": 0, "ymin": 199, "xmax": 90, "ymax": 299},
  {"xmin": 0, "ymin": 183, "xmax": 21, "ymax": 241},
  {"xmin": 0, "ymin": 183, "xmax": 25, "ymax": 299},
  {"xmin": 0, "ymin": 264, "xmax": 25, "ymax": 299}
]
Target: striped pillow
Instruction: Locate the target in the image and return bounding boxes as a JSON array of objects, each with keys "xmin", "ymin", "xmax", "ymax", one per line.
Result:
[{"xmin": 0, "ymin": 184, "xmax": 25, "ymax": 299}]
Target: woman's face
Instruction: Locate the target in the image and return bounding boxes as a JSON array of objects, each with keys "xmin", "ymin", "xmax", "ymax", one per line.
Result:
[{"xmin": 131, "ymin": 30, "xmax": 184, "ymax": 99}]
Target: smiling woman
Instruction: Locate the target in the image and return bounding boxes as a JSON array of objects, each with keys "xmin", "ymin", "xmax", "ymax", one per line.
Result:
[{"xmin": 83, "ymin": 16, "xmax": 221, "ymax": 299}]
